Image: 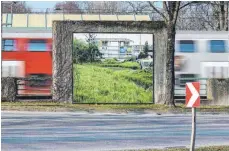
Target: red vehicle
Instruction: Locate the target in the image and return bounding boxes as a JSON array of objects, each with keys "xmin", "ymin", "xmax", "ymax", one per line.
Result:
[{"xmin": 2, "ymin": 30, "xmax": 53, "ymax": 95}]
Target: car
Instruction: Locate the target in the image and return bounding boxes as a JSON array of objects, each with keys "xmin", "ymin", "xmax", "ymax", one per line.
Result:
[{"xmin": 139, "ymin": 59, "xmax": 153, "ymax": 70}]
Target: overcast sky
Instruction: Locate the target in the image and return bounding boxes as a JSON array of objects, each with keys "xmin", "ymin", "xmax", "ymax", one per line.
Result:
[{"xmin": 74, "ymin": 33, "xmax": 153, "ymax": 45}]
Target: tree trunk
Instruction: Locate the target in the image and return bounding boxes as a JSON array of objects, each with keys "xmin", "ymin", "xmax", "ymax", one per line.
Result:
[
  {"xmin": 224, "ymin": 2, "xmax": 228, "ymax": 31},
  {"xmin": 218, "ymin": 1, "xmax": 228, "ymax": 31},
  {"xmin": 164, "ymin": 23, "xmax": 176, "ymax": 106},
  {"xmin": 219, "ymin": 1, "xmax": 225, "ymax": 30}
]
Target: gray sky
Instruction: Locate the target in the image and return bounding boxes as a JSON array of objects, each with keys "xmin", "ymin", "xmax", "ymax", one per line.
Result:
[{"xmin": 73, "ymin": 33, "xmax": 153, "ymax": 45}]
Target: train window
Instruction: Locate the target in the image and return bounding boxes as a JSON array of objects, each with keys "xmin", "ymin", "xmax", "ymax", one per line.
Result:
[
  {"xmin": 178, "ymin": 40, "xmax": 195, "ymax": 52},
  {"xmin": 209, "ymin": 40, "xmax": 226, "ymax": 53},
  {"xmin": 2, "ymin": 39, "xmax": 16, "ymax": 51},
  {"xmin": 28, "ymin": 40, "xmax": 47, "ymax": 51}
]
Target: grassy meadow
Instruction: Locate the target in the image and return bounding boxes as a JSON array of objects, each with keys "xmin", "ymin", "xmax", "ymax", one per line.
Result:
[{"xmin": 73, "ymin": 63, "xmax": 153, "ymax": 103}]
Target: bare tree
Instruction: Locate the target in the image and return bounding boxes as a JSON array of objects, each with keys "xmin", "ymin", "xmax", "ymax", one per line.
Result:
[
  {"xmin": 211, "ymin": 1, "xmax": 228, "ymax": 31},
  {"xmin": 147, "ymin": 1, "xmax": 200, "ymax": 106},
  {"xmin": 2, "ymin": 1, "xmax": 31, "ymax": 13},
  {"xmin": 176, "ymin": 3, "xmax": 216, "ymax": 30},
  {"xmin": 83, "ymin": 1, "xmax": 127, "ymax": 13},
  {"xmin": 177, "ymin": 2, "xmax": 228, "ymax": 31},
  {"xmin": 54, "ymin": 1, "xmax": 83, "ymax": 13},
  {"xmin": 124, "ymin": 1, "xmax": 152, "ymax": 14}
]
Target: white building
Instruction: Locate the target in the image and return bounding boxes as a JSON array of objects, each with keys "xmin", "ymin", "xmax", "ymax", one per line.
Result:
[
  {"xmin": 94, "ymin": 38, "xmax": 134, "ymax": 59},
  {"xmin": 94, "ymin": 38, "xmax": 154, "ymax": 59}
]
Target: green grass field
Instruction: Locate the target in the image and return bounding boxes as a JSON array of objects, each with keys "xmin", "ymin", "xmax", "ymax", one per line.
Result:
[{"xmin": 73, "ymin": 64, "xmax": 153, "ymax": 103}]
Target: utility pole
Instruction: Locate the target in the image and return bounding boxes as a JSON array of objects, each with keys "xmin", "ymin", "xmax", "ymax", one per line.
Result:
[
  {"xmin": 2, "ymin": 1, "xmax": 16, "ymax": 27},
  {"xmin": 10, "ymin": 1, "xmax": 16, "ymax": 27},
  {"xmin": 10, "ymin": 2, "xmax": 13, "ymax": 16},
  {"xmin": 190, "ymin": 107, "xmax": 196, "ymax": 151}
]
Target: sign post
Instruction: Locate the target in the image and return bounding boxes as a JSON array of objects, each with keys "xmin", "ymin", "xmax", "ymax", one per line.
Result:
[
  {"xmin": 186, "ymin": 82, "xmax": 200, "ymax": 151},
  {"xmin": 190, "ymin": 107, "xmax": 196, "ymax": 151}
]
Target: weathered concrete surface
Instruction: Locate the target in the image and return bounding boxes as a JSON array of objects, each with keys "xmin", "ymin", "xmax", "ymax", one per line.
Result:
[
  {"xmin": 207, "ymin": 79, "xmax": 229, "ymax": 105},
  {"xmin": 153, "ymin": 29, "xmax": 168, "ymax": 104},
  {"xmin": 1, "ymin": 77, "xmax": 17, "ymax": 102},
  {"xmin": 52, "ymin": 21, "xmax": 166, "ymax": 103}
]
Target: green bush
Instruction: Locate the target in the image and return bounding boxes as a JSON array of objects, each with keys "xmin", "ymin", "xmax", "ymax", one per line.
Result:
[
  {"xmin": 99, "ymin": 61, "xmax": 140, "ymax": 70},
  {"xmin": 103, "ymin": 58, "xmax": 119, "ymax": 64},
  {"xmin": 124, "ymin": 56, "xmax": 137, "ymax": 62},
  {"xmin": 119, "ymin": 61, "xmax": 140, "ymax": 69}
]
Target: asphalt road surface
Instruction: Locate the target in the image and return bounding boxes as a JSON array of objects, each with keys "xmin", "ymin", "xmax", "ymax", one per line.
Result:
[{"xmin": 2, "ymin": 111, "xmax": 229, "ymax": 151}]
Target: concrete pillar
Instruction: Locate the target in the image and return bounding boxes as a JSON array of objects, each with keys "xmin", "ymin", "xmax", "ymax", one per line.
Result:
[
  {"xmin": 1, "ymin": 77, "xmax": 17, "ymax": 102},
  {"xmin": 207, "ymin": 79, "xmax": 229, "ymax": 105},
  {"xmin": 153, "ymin": 29, "xmax": 167, "ymax": 104}
]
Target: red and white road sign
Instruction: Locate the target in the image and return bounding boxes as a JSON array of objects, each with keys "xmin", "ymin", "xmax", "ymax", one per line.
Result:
[{"xmin": 186, "ymin": 82, "xmax": 200, "ymax": 108}]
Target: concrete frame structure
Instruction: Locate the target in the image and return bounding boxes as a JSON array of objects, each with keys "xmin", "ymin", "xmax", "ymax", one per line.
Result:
[{"xmin": 52, "ymin": 21, "xmax": 166, "ymax": 103}]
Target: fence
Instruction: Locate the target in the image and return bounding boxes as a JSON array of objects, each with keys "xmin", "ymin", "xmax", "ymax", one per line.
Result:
[
  {"xmin": 175, "ymin": 77, "xmax": 208, "ymax": 96},
  {"xmin": 15, "ymin": 76, "xmax": 208, "ymax": 100},
  {"xmin": 2, "ymin": 75, "xmax": 209, "ymax": 103},
  {"xmin": 16, "ymin": 77, "xmax": 52, "ymax": 96},
  {"xmin": 100, "ymin": 53, "xmax": 134, "ymax": 60}
]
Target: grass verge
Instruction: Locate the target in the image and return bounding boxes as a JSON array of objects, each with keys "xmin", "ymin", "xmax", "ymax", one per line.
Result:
[
  {"xmin": 120, "ymin": 146, "xmax": 229, "ymax": 151},
  {"xmin": 2, "ymin": 102, "xmax": 229, "ymax": 113}
]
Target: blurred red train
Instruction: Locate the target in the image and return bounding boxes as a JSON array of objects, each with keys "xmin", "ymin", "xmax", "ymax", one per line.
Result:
[{"xmin": 2, "ymin": 29, "xmax": 53, "ymax": 95}]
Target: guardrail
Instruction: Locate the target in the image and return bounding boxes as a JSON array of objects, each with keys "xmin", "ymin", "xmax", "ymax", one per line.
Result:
[
  {"xmin": 175, "ymin": 78, "xmax": 208, "ymax": 96},
  {"xmin": 16, "ymin": 77, "xmax": 52, "ymax": 96}
]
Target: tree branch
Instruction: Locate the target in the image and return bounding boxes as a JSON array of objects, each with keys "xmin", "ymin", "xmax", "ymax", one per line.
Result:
[
  {"xmin": 163, "ymin": 2, "xmax": 170, "ymax": 15},
  {"xmin": 179, "ymin": 1, "xmax": 199, "ymax": 11},
  {"xmin": 148, "ymin": 1, "xmax": 168, "ymax": 22},
  {"xmin": 172, "ymin": 2, "xmax": 181, "ymax": 24}
]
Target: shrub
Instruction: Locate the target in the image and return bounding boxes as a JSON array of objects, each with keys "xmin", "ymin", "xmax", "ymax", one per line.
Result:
[
  {"xmin": 99, "ymin": 61, "xmax": 140, "ymax": 70},
  {"xmin": 103, "ymin": 58, "xmax": 119, "ymax": 64},
  {"xmin": 119, "ymin": 61, "xmax": 140, "ymax": 69}
]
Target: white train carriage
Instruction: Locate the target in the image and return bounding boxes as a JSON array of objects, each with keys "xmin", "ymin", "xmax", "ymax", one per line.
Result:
[{"xmin": 174, "ymin": 31, "xmax": 229, "ymax": 96}]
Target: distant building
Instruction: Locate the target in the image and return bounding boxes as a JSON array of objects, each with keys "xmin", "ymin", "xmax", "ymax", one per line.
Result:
[
  {"xmin": 132, "ymin": 45, "xmax": 153, "ymax": 57},
  {"xmin": 94, "ymin": 38, "xmax": 134, "ymax": 59},
  {"xmin": 94, "ymin": 38, "xmax": 153, "ymax": 59}
]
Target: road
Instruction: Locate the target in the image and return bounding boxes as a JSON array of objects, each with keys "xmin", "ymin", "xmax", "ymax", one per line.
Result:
[{"xmin": 2, "ymin": 111, "xmax": 229, "ymax": 151}]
